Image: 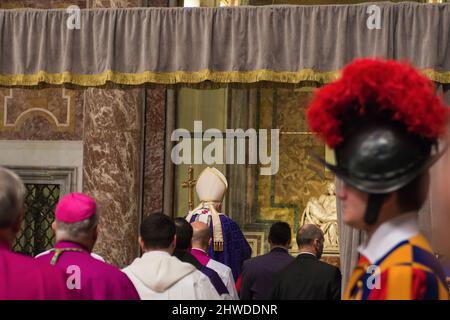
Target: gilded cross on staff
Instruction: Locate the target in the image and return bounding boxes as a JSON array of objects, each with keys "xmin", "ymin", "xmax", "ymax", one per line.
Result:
[{"xmin": 182, "ymin": 166, "xmax": 197, "ymax": 211}]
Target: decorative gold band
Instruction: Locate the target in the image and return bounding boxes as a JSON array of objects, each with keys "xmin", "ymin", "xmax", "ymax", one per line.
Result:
[
  {"xmin": 1, "ymin": 68, "xmax": 447, "ymax": 87},
  {"xmin": 0, "ymin": 69, "xmax": 340, "ymax": 86},
  {"xmin": 422, "ymin": 69, "xmax": 450, "ymax": 84}
]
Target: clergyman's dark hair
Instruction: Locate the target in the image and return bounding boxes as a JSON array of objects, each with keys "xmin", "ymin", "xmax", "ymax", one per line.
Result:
[
  {"xmin": 268, "ymin": 222, "xmax": 291, "ymax": 246},
  {"xmin": 174, "ymin": 217, "xmax": 193, "ymax": 250},
  {"xmin": 140, "ymin": 213, "xmax": 175, "ymax": 249}
]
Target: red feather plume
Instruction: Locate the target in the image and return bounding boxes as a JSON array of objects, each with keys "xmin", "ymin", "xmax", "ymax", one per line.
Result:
[{"xmin": 307, "ymin": 58, "xmax": 449, "ymax": 148}]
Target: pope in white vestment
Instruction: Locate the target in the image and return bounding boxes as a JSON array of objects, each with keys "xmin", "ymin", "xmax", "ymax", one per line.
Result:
[{"xmin": 186, "ymin": 167, "xmax": 252, "ymax": 280}]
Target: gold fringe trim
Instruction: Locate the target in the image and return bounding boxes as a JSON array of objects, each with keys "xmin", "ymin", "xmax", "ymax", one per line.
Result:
[
  {"xmin": 0, "ymin": 69, "xmax": 341, "ymax": 86},
  {"xmin": 422, "ymin": 69, "xmax": 450, "ymax": 84},
  {"xmin": 0, "ymin": 68, "xmax": 448, "ymax": 87}
]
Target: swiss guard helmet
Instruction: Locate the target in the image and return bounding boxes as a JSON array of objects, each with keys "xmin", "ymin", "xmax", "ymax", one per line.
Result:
[{"xmin": 307, "ymin": 59, "xmax": 448, "ymax": 225}]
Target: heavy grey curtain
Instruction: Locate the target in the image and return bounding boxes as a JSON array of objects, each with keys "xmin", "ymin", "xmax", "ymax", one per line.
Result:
[{"xmin": 0, "ymin": 3, "xmax": 449, "ymax": 86}]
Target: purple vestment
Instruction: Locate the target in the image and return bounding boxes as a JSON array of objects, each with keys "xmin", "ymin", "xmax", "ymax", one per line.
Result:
[
  {"xmin": 36, "ymin": 241, "xmax": 140, "ymax": 300},
  {"xmin": 190, "ymin": 212, "xmax": 252, "ymax": 280},
  {"xmin": 0, "ymin": 240, "xmax": 70, "ymax": 300}
]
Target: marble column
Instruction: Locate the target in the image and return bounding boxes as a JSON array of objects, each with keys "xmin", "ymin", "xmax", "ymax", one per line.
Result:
[
  {"xmin": 83, "ymin": 0, "xmax": 169, "ymax": 268},
  {"xmin": 143, "ymin": 88, "xmax": 167, "ymax": 217},
  {"xmin": 142, "ymin": 0, "xmax": 173, "ymax": 217},
  {"xmin": 84, "ymin": 0, "xmax": 146, "ymax": 269},
  {"xmin": 142, "ymin": 0, "xmax": 170, "ymax": 218},
  {"xmin": 83, "ymin": 88, "xmax": 143, "ymax": 268}
]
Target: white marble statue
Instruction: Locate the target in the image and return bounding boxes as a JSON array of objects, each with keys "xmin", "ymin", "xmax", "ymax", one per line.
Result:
[{"xmin": 300, "ymin": 183, "xmax": 339, "ymax": 251}]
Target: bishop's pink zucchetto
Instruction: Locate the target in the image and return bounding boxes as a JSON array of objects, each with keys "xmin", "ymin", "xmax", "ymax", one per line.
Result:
[{"xmin": 55, "ymin": 193, "xmax": 97, "ymax": 223}]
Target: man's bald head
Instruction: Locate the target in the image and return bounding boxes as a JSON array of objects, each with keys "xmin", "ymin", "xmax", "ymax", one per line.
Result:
[
  {"xmin": 296, "ymin": 224, "xmax": 325, "ymax": 258},
  {"xmin": 191, "ymin": 221, "xmax": 210, "ymax": 251}
]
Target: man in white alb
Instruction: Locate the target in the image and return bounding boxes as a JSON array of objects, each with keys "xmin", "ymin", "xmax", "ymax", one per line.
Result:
[{"xmin": 123, "ymin": 213, "xmax": 220, "ymax": 300}]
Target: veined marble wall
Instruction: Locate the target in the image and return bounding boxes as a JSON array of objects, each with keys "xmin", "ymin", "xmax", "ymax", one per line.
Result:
[
  {"xmin": 0, "ymin": 0, "xmax": 169, "ymax": 268},
  {"xmin": 143, "ymin": 88, "xmax": 167, "ymax": 217},
  {"xmin": 83, "ymin": 88, "xmax": 143, "ymax": 267}
]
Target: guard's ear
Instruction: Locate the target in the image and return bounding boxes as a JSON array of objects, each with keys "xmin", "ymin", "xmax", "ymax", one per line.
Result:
[
  {"xmin": 380, "ymin": 192, "xmax": 396, "ymax": 210},
  {"xmin": 51, "ymin": 221, "xmax": 56, "ymax": 232}
]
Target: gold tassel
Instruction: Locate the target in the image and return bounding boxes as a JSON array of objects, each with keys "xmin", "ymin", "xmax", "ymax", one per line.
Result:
[{"xmin": 214, "ymin": 241, "xmax": 224, "ymax": 252}]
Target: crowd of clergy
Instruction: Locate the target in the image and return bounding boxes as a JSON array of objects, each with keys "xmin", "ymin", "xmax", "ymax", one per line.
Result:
[{"xmin": 0, "ymin": 165, "xmax": 341, "ymax": 300}]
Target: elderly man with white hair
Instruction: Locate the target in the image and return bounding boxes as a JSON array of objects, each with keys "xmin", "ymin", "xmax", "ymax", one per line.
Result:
[{"xmin": 0, "ymin": 166, "xmax": 70, "ymax": 299}]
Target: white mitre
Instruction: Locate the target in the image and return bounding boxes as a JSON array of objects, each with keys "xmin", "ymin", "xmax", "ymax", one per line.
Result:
[
  {"xmin": 187, "ymin": 167, "xmax": 228, "ymax": 252},
  {"xmin": 195, "ymin": 167, "xmax": 228, "ymax": 202}
]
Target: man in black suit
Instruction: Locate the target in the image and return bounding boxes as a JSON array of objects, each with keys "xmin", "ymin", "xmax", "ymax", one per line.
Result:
[
  {"xmin": 270, "ymin": 224, "xmax": 341, "ymax": 300},
  {"xmin": 239, "ymin": 222, "xmax": 294, "ymax": 300}
]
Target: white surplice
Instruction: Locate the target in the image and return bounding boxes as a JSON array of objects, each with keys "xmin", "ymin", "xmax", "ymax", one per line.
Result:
[{"xmin": 122, "ymin": 251, "xmax": 221, "ymax": 300}]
